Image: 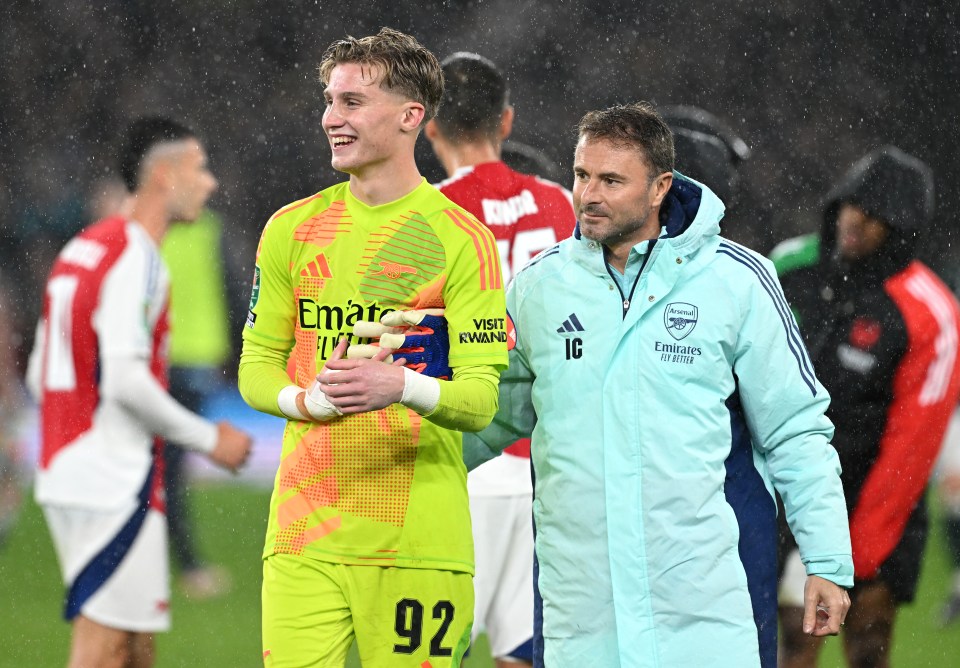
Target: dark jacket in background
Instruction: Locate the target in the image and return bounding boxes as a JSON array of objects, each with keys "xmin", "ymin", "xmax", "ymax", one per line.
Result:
[{"xmin": 780, "ymin": 146, "xmax": 960, "ymax": 601}]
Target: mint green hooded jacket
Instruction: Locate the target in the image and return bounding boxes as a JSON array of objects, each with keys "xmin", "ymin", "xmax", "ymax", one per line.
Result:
[{"xmin": 463, "ymin": 174, "xmax": 852, "ymax": 667}]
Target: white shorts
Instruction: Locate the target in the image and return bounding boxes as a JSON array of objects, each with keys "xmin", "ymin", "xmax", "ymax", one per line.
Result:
[
  {"xmin": 936, "ymin": 408, "xmax": 960, "ymax": 513},
  {"xmin": 469, "ymin": 493, "xmax": 534, "ymax": 659},
  {"xmin": 777, "ymin": 547, "xmax": 807, "ymax": 608},
  {"xmin": 43, "ymin": 504, "xmax": 171, "ymax": 632}
]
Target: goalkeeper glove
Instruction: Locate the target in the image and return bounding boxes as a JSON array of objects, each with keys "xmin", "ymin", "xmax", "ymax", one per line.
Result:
[{"xmin": 349, "ymin": 309, "xmax": 452, "ymax": 379}]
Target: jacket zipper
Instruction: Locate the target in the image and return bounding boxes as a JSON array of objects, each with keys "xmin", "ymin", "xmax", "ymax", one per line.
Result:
[{"xmin": 606, "ymin": 239, "xmax": 657, "ymax": 319}]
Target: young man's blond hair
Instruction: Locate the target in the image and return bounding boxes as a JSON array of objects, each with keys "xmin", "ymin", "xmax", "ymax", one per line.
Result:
[{"xmin": 318, "ymin": 27, "xmax": 443, "ymax": 125}]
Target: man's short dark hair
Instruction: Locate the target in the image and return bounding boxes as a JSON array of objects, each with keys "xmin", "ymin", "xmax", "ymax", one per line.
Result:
[
  {"xmin": 119, "ymin": 116, "xmax": 195, "ymax": 192},
  {"xmin": 318, "ymin": 27, "xmax": 443, "ymax": 124},
  {"xmin": 577, "ymin": 102, "xmax": 675, "ymax": 177},
  {"xmin": 434, "ymin": 52, "xmax": 508, "ymax": 143}
]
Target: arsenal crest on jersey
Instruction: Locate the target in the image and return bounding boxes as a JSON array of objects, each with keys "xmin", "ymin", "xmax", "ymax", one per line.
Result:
[{"xmin": 664, "ymin": 302, "xmax": 698, "ymax": 340}]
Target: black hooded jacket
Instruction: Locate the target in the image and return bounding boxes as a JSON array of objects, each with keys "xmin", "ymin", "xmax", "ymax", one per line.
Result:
[{"xmin": 779, "ymin": 146, "xmax": 958, "ymax": 582}]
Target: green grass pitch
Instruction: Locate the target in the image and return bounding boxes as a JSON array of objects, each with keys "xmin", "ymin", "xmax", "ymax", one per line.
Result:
[{"xmin": 1, "ymin": 483, "xmax": 958, "ymax": 666}]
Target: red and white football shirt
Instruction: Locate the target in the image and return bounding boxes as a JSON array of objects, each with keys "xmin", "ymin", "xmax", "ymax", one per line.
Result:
[
  {"xmin": 32, "ymin": 216, "xmax": 170, "ymax": 511},
  {"xmin": 438, "ymin": 161, "xmax": 576, "ymax": 495}
]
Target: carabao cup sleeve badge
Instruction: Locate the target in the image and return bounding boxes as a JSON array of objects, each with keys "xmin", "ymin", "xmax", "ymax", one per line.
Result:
[{"xmin": 249, "ymin": 265, "xmax": 261, "ymax": 310}]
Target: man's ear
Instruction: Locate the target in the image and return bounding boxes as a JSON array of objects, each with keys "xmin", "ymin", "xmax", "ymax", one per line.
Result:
[
  {"xmin": 499, "ymin": 106, "xmax": 515, "ymax": 141},
  {"xmin": 142, "ymin": 158, "xmax": 171, "ymax": 192},
  {"xmin": 424, "ymin": 118, "xmax": 440, "ymax": 142},
  {"xmin": 401, "ymin": 103, "xmax": 426, "ymax": 133},
  {"xmin": 651, "ymin": 171, "xmax": 673, "ymax": 207}
]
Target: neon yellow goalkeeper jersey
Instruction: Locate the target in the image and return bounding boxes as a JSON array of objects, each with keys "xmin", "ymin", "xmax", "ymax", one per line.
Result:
[{"xmin": 243, "ymin": 179, "xmax": 508, "ymax": 573}]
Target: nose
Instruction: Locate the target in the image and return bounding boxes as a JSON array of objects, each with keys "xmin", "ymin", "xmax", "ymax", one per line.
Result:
[
  {"xmin": 580, "ymin": 177, "xmax": 601, "ymax": 204},
  {"xmin": 322, "ymin": 104, "xmax": 343, "ymax": 132}
]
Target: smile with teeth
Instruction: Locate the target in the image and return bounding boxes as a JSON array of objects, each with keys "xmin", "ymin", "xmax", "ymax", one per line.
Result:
[{"xmin": 331, "ymin": 136, "xmax": 356, "ymax": 147}]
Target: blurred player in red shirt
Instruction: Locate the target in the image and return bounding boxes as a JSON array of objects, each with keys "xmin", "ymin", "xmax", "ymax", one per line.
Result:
[{"xmin": 28, "ymin": 117, "xmax": 251, "ymax": 668}]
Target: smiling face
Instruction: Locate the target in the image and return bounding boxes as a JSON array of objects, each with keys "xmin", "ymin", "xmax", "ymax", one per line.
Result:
[
  {"xmin": 573, "ymin": 136, "xmax": 672, "ymax": 262},
  {"xmin": 321, "ymin": 62, "xmax": 422, "ymax": 177}
]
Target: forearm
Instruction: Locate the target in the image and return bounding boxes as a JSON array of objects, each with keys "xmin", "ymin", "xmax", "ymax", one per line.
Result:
[
  {"xmin": 425, "ymin": 364, "xmax": 501, "ymax": 432},
  {"xmin": 238, "ymin": 338, "xmax": 294, "ymax": 418},
  {"xmin": 462, "ymin": 437, "xmax": 499, "ymax": 470},
  {"xmin": 102, "ymin": 355, "xmax": 217, "ymax": 453},
  {"xmin": 461, "ymin": 341, "xmax": 537, "ymax": 469}
]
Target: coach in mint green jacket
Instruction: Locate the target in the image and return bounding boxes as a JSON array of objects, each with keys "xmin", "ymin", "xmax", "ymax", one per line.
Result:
[{"xmin": 463, "ymin": 105, "xmax": 852, "ymax": 668}]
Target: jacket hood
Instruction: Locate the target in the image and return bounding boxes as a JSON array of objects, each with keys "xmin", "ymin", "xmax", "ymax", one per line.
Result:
[
  {"xmin": 823, "ymin": 145, "xmax": 934, "ymax": 238},
  {"xmin": 660, "ymin": 171, "xmax": 725, "ymax": 253},
  {"xmin": 821, "ymin": 145, "xmax": 933, "ymax": 273}
]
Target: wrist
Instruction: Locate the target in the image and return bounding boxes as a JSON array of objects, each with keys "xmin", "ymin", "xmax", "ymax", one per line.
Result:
[
  {"xmin": 303, "ymin": 379, "xmax": 343, "ymax": 421},
  {"xmin": 278, "ymin": 385, "xmax": 308, "ymax": 420},
  {"xmin": 400, "ymin": 367, "xmax": 441, "ymax": 415}
]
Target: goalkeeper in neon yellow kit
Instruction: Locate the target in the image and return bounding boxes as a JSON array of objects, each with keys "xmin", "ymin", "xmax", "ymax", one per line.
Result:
[{"xmin": 238, "ymin": 28, "xmax": 507, "ymax": 668}]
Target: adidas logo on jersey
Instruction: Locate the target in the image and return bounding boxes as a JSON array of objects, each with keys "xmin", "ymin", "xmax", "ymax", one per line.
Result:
[
  {"xmin": 300, "ymin": 253, "xmax": 333, "ymax": 279},
  {"xmin": 558, "ymin": 313, "xmax": 585, "ymax": 360},
  {"xmin": 557, "ymin": 313, "xmax": 585, "ymax": 335}
]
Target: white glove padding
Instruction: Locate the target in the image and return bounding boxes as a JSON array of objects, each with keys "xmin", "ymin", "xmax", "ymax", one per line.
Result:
[
  {"xmin": 381, "ymin": 308, "xmax": 445, "ymax": 326},
  {"xmin": 304, "ymin": 373, "xmax": 343, "ymax": 421},
  {"xmin": 351, "ymin": 309, "xmax": 444, "ymax": 349},
  {"xmin": 347, "ymin": 308, "xmax": 447, "ymax": 366},
  {"xmin": 347, "ymin": 343, "xmax": 394, "ymax": 362}
]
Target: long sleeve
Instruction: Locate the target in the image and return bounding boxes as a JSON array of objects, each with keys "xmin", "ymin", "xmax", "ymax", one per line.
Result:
[
  {"xmin": 102, "ymin": 354, "xmax": 217, "ymax": 453},
  {"xmin": 732, "ymin": 255, "xmax": 853, "ymax": 587},
  {"xmin": 462, "ymin": 283, "xmax": 537, "ymax": 469},
  {"xmin": 427, "ymin": 363, "xmax": 501, "ymax": 432},
  {"xmin": 849, "ymin": 265, "xmax": 960, "ymax": 578},
  {"xmin": 238, "ymin": 335, "xmax": 292, "ymax": 418}
]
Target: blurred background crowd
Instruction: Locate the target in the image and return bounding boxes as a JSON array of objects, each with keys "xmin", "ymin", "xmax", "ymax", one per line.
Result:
[{"xmin": 1, "ymin": 0, "xmax": 958, "ymax": 376}]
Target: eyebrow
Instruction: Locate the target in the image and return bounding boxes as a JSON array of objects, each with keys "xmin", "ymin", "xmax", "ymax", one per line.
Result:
[
  {"xmin": 323, "ymin": 89, "xmax": 371, "ymax": 100},
  {"xmin": 575, "ymin": 166, "xmax": 628, "ymax": 181}
]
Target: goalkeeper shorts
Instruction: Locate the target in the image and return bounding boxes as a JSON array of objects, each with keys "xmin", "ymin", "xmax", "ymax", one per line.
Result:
[{"xmin": 262, "ymin": 554, "xmax": 473, "ymax": 667}]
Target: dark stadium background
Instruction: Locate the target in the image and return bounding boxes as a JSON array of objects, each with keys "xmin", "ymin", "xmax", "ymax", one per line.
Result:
[
  {"xmin": 1, "ymin": 2, "xmax": 959, "ymax": 665},
  {"xmin": 1, "ymin": 1, "xmax": 958, "ymax": 373}
]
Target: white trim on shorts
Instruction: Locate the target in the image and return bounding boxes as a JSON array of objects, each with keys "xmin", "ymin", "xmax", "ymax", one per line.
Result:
[
  {"xmin": 43, "ymin": 505, "xmax": 171, "ymax": 632},
  {"xmin": 777, "ymin": 547, "xmax": 807, "ymax": 608},
  {"xmin": 469, "ymin": 493, "xmax": 534, "ymax": 659}
]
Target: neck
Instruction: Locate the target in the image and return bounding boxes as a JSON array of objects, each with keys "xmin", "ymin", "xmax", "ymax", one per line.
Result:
[
  {"xmin": 439, "ymin": 140, "xmax": 501, "ymax": 175},
  {"xmin": 128, "ymin": 193, "xmax": 169, "ymax": 245},
  {"xmin": 348, "ymin": 153, "xmax": 423, "ymax": 206},
  {"xmin": 602, "ymin": 213, "xmax": 662, "ymax": 273}
]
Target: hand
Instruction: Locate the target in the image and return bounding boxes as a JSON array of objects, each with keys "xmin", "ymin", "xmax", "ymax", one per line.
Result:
[
  {"xmin": 802, "ymin": 575, "xmax": 851, "ymax": 636},
  {"xmin": 349, "ymin": 309, "xmax": 452, "ymax": 379},
  {"xmin": 320, "ymin": 338, "xmax": 408, "ymax": 414},
  {"xmin": 295, "ymin": 377, "xmax": 343, "ymax": 422},
  {"xmin": 208, "ymin": 421, "xmax": 252, "ymax": 473}
]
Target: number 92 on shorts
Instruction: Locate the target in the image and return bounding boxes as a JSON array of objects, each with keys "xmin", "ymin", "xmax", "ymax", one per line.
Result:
[{"xmin": 262, "ymin": 554, "xmax": 474, "ymax": 667}]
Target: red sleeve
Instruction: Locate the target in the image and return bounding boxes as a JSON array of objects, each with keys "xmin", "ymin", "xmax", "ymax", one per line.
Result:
[{"xmin": 850, "ymin": 263, "xmax": 960, "ymax": 578}]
